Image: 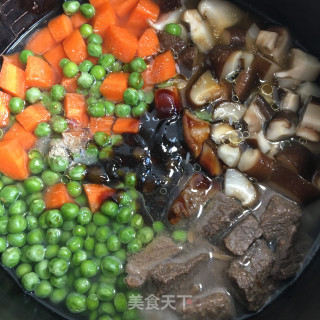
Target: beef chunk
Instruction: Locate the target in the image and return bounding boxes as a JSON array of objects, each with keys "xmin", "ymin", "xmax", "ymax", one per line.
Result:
[
  {"xmin": 168, "ymin": 173, "xmax": 221, "ymax": 224},
  {"xmin": 125, "ymin": 236, "xmax": 182, "ymax": 288},
  {"xmin": 192, "ymin": 192, "xmax": 242, "ymax": 240},
  {"xmin": 224, "ymin": 215, "xmax": 263, "ymax": 256},
  {"xmin": 180, "ymin": 291, "xmax": 235, "ymax": 320},
  {"xmin": 149, "ymin": 252, "xmax": 209, "ymax": 295},
  {"xmin": 260, "ymin": 195, "xmax": 302, "ymax": 280},
  {"xmin": 228, "ymin": 239, "xmax": 275, "ymax": 311},
  {"xmin": 158, "ymin": 31, "xmax": 186, "ymax": 55},
  {"xmin": 157, "ymin": 0, "xmax": 182, "ymax": 13}
]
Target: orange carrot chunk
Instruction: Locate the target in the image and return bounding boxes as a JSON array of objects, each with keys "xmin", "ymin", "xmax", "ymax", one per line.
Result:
[
  {"xmin": 104, "ymin": 26, "xmax": 138, "ymax": 63},
  {"xmin": 126, "ymin": 0, "xmax": 160, "ymax": 37},
  {"xmin": 70, "ymin": 11, "xmax": 90, "ymax": 28},
  {"xmin": 143, "ymin": 50, "xmax": 177, "ymax": 85},
  {"xmin": 2, "ymin": 122, "xmax": 37, "ymax": 150},
  {"xmin": 89, "ymin": 116, "xmax": 114, "ymax": 134},
  {"xmin": 25, "ymin": 27, "xmax": 57, "ymax": 55},
  {"xmin": 100, "ymin": 72, "xmax": 129, "ymax": 102},
  {"xmin": 48, "ymin": 14, "xmax": 74, "ymax": 43},
  {"xmin": 137, "ymin": 28, "xmax": 160, "ymax": 58},
  {"xmin": 92, "ymin": 1, "xmax": 117, "ymax": 36},
  {"xmin": 2, "ymin": 53, "xmax": 25, "ymax": 70},
  {"xmin": 63, "ymin": 29, "xmax": 88, "ymax": 65},
  {"xmin": 16, "ymin": 103, "xmax": 51, "ymax": 132},
  {"xmin": 84, "ymin": 184, "xmax": 115, "ymax": 212},
  {"xmin": 44, "ymin": 183, "xmax": 75, "ymax": 209},
  {"xmin": 0, "ymin": 139, "xmax": 30, "ymax": 180},
  {"xmin": 61, "ymin": 76, "xmax": 79, "ymax": 93},
  {"xmin": 0, "ymin": 91, "xmax": 11, "ymax": 127},
  {"xmin": 110, "ymin": 0, "xmax": 139, "ymax": 18},
  {"xmin": 0, "ymin": 60, "xmax": 26, "ymax": 99},
  {"xmin": 113, "ymin": 118, "xmax": 140, "ymax": 134},
  {"xmin": 26, "ymin": 56, "xmax": 56, "ymax": 89},
  {"xmin": 64, "ymin": 93, "xmax": 89, "ymax": 128},
  {"xmin": 43, "ymin": 44, "xmax": 67, "ymax": 77},
  {"xmin": 89, "ymin": 0, "xmax": 109, "ymax": 8}
]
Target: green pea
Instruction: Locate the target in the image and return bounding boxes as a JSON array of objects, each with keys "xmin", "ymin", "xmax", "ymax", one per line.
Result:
[
  {"xmin": 26, "ymin": 244, "xmax": 45, "ymax": 262},
  {"xmin": 123, "ymin": 309, "xmax": 142, "ymax": 320},
  {"xmin": 106, "ymin": 234, "xmax": 121, "ymax": 252},
  {"xmin": 27, "ymin": 228, "xmax": 44, "ymax": 244},
  {"xmin": 110, "ymin": 134, "xmax": 123, "ymax": 146},
  {"xmin": 24, "ymin": 176, "xmax": 44, "ymax": 193},
  {"xmin": 88, "ymin": 33, "xmax": 103, "ymax": 45},
  {"xmin": 28, "ymin": 148, "xmax": 43, "ymax": 160},
  {"xmin": 50, "ymin": 274, "xmax": 68, "ymax": 288},
  {"xmin": 122, "ymin": 63, "xmax": 130, "ymax": 72},
  {"xmin": 95, "ymin": 226, "xmax": 112, "ymax": 243},
  {"xmin": 137, "ymin": 226, "xmax": 154, "ymax": 244},
  {"xmin": 88, "ymin": 101, "xmax": 106, "ymax": 117},
  {"xmin": 104, "ymin": 100, "xmax": 115, "ymax": 116},
  {"xmin": 124, "ymin": 172, "xmax": 137, "ymax": 188},
  {"xmin": 67, "ymin": 235, "xmax": 84, "ymax": 253},
  {"xmin": 153, "ymin": 221, "xmax": 165, "ymax": 233},
  {"xmin": 28, "ymin": 157, "xmax": 46, "ymax": 174},
  {"xmin": 2, "ymin": 247, "xmax": 21, "ymax": 267},
  {"xmin": 114, "ymin": 292, "xmax": 128, "ymax": 312},
  {"xmin": 73, "ymin": 225, "xmax": 87, "ymax": 238},
  {"xmin": 101, "ymin": 255, "xmax": 123, "ymax": 278},
  {"xmin": 52, "ymin": 115, "xmax": 68, "ymax": 133},
  {"xmin": 63, "ymin": 61, "xmax": 79, "ymax": 78},
  {"xmin": 50, "ymin": 84, "xmax": 66, "ymax": 101},
  {"xmin": 72, "ymin": 249, "xmax": 87, "ymax": 266},
  {"xmin": 84, "ymin": 236, "xmax": 95, "ymax": 251},
  {"xmin": 35, "ymin": 260, "xmax": 49, "ymax": 280},
  {"xmin": 16, "ymin": 262, "xmax": 32, "ymax": 278},
  {"xmin": 87, "ymin": 293, "xmax": 100, "ymax": 311},
  {"xmin": 7, "ymin": 232, "xmax": 26, "ymax": 247},
  {"xmin": 99, "ymin": 146, "xmax": 113, "ymax": 160},
  {"xmin": 75, "ymin": 194, "xmax": 88, "ymax": 207},
  {"xmin": 8, "ymin": 199, "xmax": 27, "ymax": 215},
  {"xmin": 0, "ymin": 216, "xmax": 8, "ymax": 235},
  {"xmin": 165, "ymin": 23, "xmax": 182, "ymax": 37},
  {"xmin": 35, "ymin": 280, "xmax": 53, "ymax": 298},
  {"xmin": 78, "ymin": 72, "xmax": 95, "ymax": 89},
  {"xmin": 26, "ymin": 87, "xmax": 42, "ymax": 104},
  {"xmin": 172, "ymin": 229, "xmax": 188, "ymax": 243},
  {"xmin": 129, "ymin": 72, "xmax": 144, "ymax": 90},
  {"xmin": 132, "ymin": 101, "xmax": 148, "ymax": 117},
  {"xmin": 22, "ymin": 272, "xmax": 40, "ymax": 291},
  {"xmin": 61, "ymin": 203, "xmax": 79, "ymax": 221},
  {"xmin": 115, "ymin": 104, "xmax": 131, "ymax": 118},
  {"xmin": 48, "ymin": 156, "xmax": 69, "ymax": 172},
  {"xmin": 99, "ymin": 54, "xmax": 115, "ymax": 69},
  {"xmin": 59, "ymin": 58, "xmax": 70, "ymax": 68},
  {"xmin": 123, "ymin": 88, "xmax": 139, "ymax": 106},
  {"xmin": 94, "ymin": 131, "xmax": 111, "ymax": 146},
  {"xmin": 74, "ymin": 277, "xmax": 91, "ymax": 294},
  {"xmin": 63, "ymin": 1, "xmax": 80, "ymax": 16},
  {"xmin": 111, "ymin": 221, "xmax": 122, "ymax": 234},
  {"xmin": 50, "ymin": 287, "xmax": 69, "ymax": 304},
  {"xmin": 89, "ymin": 81, "xmax": 102, "ymax": 99},
  {"xmin": 87, "ymin": 222, "xmax": 97, "ymax": 236},
  {"xmin": 80, "ymin": 23, "xmax": 93, "ymax": 38},
  {"xmin": 130, "ymin": 58, "xmax": 147, "ymax": 72},
  {"xmin": 79, "ymin": 60, "xmax": 94, "ymax": 72},
  {"xmin": 94, "ymin": 242, "xmax": 109, "ymax": 259},
  {"xmin": 80, "ymin": 259, "xmax": 98, "ymax": 278},
  {"xmin": 77, "ymin": 207, "xmax": 93, "ymax": 225},
  {"xmin": 26, "ymin": 215, "xmax": 38, "ymax": 230},
  {"xmin": 9, "ymin": 97, "xmax": 24, "ymax": 114},
  {"xmin": 0, "ymin": 236, "xmax": 7, "ymax": 253},
  {"xmin": 80, "ymin": 3, "xmax": 95, "ymax": 18},
  {"xmin": 48, "ymin": 101, "xmax": 63, "ymax": 115},
  {"xmin": 130, "ymin": 214, "xmax": 144, "ymax": 230},
  {"xmin": 46, "ymin": 228, "xmax": 62, "ymax": 244},
  {"xmin": 112, "ymin": 61, "xmax": 122, "ymax": 72},
  {"xmin": 119, "ymin": 226, "xmax": 136, "ymax": 244},
  {"xmin": 41, "ymin": 170, "xmax": 61, "ymax": 185},
  {"xmin": 49, "ymin": 257, "xmax": 69, "ymax": 277},
  {"xmin": 101, "ymin": 201, "xmax": 118, "ymax": 218},
  {"xmin": 97, "ymin": 282, "xmax": 116, "ymax": 301},
  {"xmin": 57, "ymin": 247, "xmax": 71, "ymax": 262},
  {"xmin": 86, "ymin": 143, "xmax": 99, "ymax": 159},
  {"xmin": 116, "ymin": 206, "xmax": 133, "ymax": 224},
  {"xmin": 127, "ymin": 238, "xmax": 142, "ymax": 253},
  {"xmin": 91, "ymin": 65, "xmax": 106, "ymax": 80},
  {"xmin": 19, "ymin": 49, "xmax": 34, "ymax": 64},
  {"xmin": 7, "ymin": 215, "xmax": 27, "ymax": 233},
  {"xmin": 88, "ymin": 43, "xmax": 102, "ymax": 57},
  {"xmin": 67, "ymin": 181, "xmax": 82, "ymax": 198},
  {"xmin": 93, "ymin": 212, "xmax": 109, "ymax": 226}
]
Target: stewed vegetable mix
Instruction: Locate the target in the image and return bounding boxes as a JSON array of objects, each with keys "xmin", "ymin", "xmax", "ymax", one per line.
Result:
[{"xmin": 0, "ymin": 0, "xmax": 183, "ymax": 319}]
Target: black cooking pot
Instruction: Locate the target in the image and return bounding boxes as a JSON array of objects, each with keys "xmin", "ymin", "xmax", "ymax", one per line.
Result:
[{"xmin": 0, "ymin": 0, "xmax": 319, "ymax": 319}]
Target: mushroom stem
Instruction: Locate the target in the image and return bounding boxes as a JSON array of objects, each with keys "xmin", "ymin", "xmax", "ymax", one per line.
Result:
[
  {"xmin": 224, "ymin": 169, "xmax": 257, "ymax": 207},
  {"xmin": 218, "ymin": 144, "xmax": 241, "ymax": 167},
  {"xmin": 297, "ymin": 82, "xmax": 320, "ymax": 104},
  {"xmin": 246, "ymin": 23, "xmax": 260, "ymax": 50},
  {"xmin": 213, "ymin": 101, "xmax": 247, "ymax": 123},
  {"xmin": 211, "ymin": 123, "xmax": 235, "ymax": 144},
  {"xmin": 220, "ymin": 26, "xmax": 247, "ymax": 48},
  {"xmin": 279, "ymin": 89, "xmax": 300, "ymax": 112}
]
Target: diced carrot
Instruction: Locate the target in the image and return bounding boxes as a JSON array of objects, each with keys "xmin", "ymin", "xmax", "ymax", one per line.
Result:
[
  {"xmin": 70, "ymin": 11, "xmax": 89, "ymax": 28},
  {"xmin": 0, "ymin": 91, "xmax": 11, "ymax": 127},
  {"xmin": 2, "ymin": 122, "xmax": 37, "ymax": 150},
  {"xmin": 92, "ymin": 1, "xmax": 117, "ymax": 36},
  {"xmin": 0, "ymin": 139, "xmax": 29, "ymax": 180},
  {"xmin": 61, "ymin": 76, "xmax": 79, "ymax": 93},
  {"xmin": 104, "ymin": 26, "xmax": 138, "ymax": 63},
  {"xmin": 137, "ymin": 28, "xmax": 160, "ymax": 58},
  {"xmin": 2, "ymin": 53, "xmax": 25, "ymax": 70},
  {"xmin": 112, "ymin": 118, "xmax": 140, "ymax": 134},
  {"xmin": 48, "ymin": 14, "xmax": 74, "ymax": 43},
  {"xmin": 64, "ymin": 93, "xmax": 89, "ymax": 128},
  {"xmin": 0, "ymin": 60, "xmax": 26, "ymax": 99},
  {"xmin": 44, "ymin": 183, "xmax": 75, "ymax": 209},
  {"xmin": 16, "ymin": 103, "xmax": 51, "ymax": 132},
  {"xmin": 110, "ymin": 0, "xmax": 139, "ymax": 18},
  {"xmin": 87, "ymin": 56, "xmax": 99, "ymax": 65},
  {"xmin": 25, "ymin": 27, "xmax": 57, "ymax": 55},
  {"xmin": 84, "ymin": 184, "xmax": 115, "ymax": 212},
  {"xmin": 43, "ymin": 44, "xmax": 66, "ymax": 78},
  {"xmin": 63, "ymin": 29, "xmax": 88, "ymax": 65},
  {"xmin": 89, "ymin": 116, "xmax": 114, "ymax": 134},
  {"xmin": 143, "ymin": 50, "xmax": 176, "ymax": 85},
  {"xmin": 89, "ymin": 0, "xmax": 109, "ymax": 8},
  {"xmin": 126, "ymin": 0, "xmax": 159, "ymax": 37},
  {"xmin": 25, "ymin": 55, "xmax": 56, "ymax": 88},
  {"xmin": 100, "ymin": 72, "xmax": 129, "ymax": 102}
]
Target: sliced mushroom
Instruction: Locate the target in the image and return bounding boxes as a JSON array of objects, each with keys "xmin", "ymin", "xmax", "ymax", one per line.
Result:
[
  {"xmin": 183, "ymin": 109, "xmax": 210, "ymax": 158},
  {"xmin": 265, "ymin": 111, "xmax": 298, "ymax": 142},
  {"xmin": 234, "ymin": 68, "xmax": 258, "ymax": 103},
  {"xmin": 295, "ymin": 127, "xmax": 320, "ymax": 143},
  {"xmin": 251, "ymin": 55, "xmax": 281, "ymax": 82},
  {"xmin": 220, "ymin": 26, "xmax": 247, "ymax": 48},
  {"xmin": 224, "ymin": 169, "xmax": 257, "ymax": 207},
  {"xmin": 275, "ymin": 48, "xmax": 320, "ymax": 82},
  {"xmin": 246, "ymin": 23, "xmax": 260, "ymax": 50},
  {"xmin": 182, "ymin": 9, "xmax": 215, "ymax": 53},
  {"xmin": 244, "ymin": 94, "xmax": 275, "ymax": 134},
  {"xmin": 297, "ymin": 82, "xmax": 320, "ymax": 105},
  {"xmin": 213, "ymin": 101, "xmax": 247, "ymax": 123},
  {"xmin": 199, "ymin": 140, "xmax": 224, "ymax": 176},
  {"xmin": 148, "ymin": 5, "xmax": 185, "ymax": 30},
  {"xmin": 158, "ymin": 31, "xmax": 186, "ymax": 54},
  {"xmin": 177, "ymin": 46, "xmax": 199, "ymax": 78},
  {"xmin": 238, "ymin": 148, "xmax": 276, "ymax": 182},
  {"xmin": 274, "ymin": 144, "xmax": 314, "ymax": 180},
  {"xmin": 218, "ymin": 144, "xmax": 241, "ymax": 167},
  {"xmin": 246, "ymin": 130, "xmax": 275, "ymax": 154},
  {"xmin": 277, "ymin": 88, "xmax": 300, "ymax": 112},
  {"xmin": 276, "ymin": 77, "xmax": 301, "ymax": 90},
  {"xmin": 256, "ymin": 27, "xmax": 292, "ymax": 64},
  {"xmin": 211, "ymin": 122, "xmax": 234, "ymax": 144},
  {"xmin": 198, "ymin": 0, "xmax": 245, "ymax": 36},
  {"xmin": 296, "ymin": 98, "xmax": 320, "ymax": 142},
  {"xmin": 189, "ymin": 71, "xmax": 223, "ymax": 106}
]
